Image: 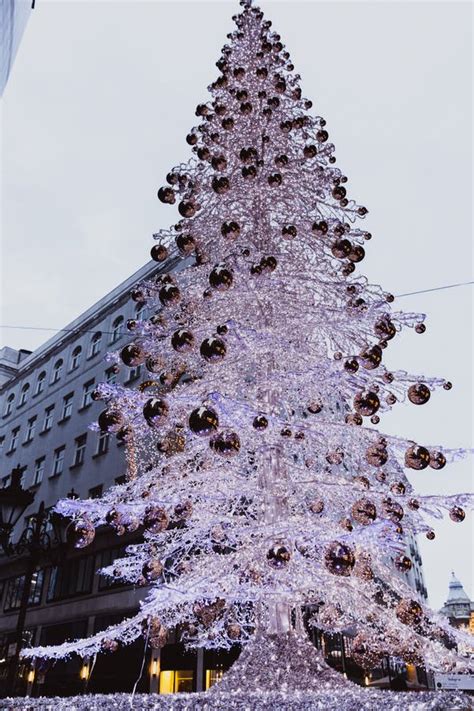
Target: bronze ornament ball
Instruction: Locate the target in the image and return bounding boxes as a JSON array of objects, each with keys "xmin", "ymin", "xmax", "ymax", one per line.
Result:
[
  {"xmin": 66, "ymin": 518, "xmax": 95, "ymax": 549},
  {"xmin": 405, "ymin": 444, "xmax": 430, "ymax": 470},
  {"xmin": 150, "ymin": 244, "xmax": 169, "ymax": 262},
  {"xmin": 142, "ymin": 559, "xmax": 163, "ymax": 582},
  {"xmin": 351, "ymin": 498, "xmax": 377, "ymax": 526},
  {"xmin": 359, "ymin": 345, "xmax": 382, "ymax": 370},
  {"xmin": 253, "ymin": 414, "xmax": 268, "ymax": 430},
  {"xmin": 407, "ymin": 383, "xmax": 431, "ymax": 405},
  {"xmin": 449, "ymin": 506, "xmax": 465, "ymax": 523},
  {"xmin": 176, "ymin": 234, "xmax": 196, "ymax": 255},
  {"xmin": 143, "ymin": 398, "xmax": 169, "ymax": 428},
  {"xmin": 382, "ymin": 498, "xmax": 404, "ymax": 523},
  {"xmin": 121, "ymin": 343, "xmax": 145, "ymax": 367},
  {"xmin": 267, "ymin": 543, "xmax": 291, "ymax": 568},
  {"xmin": 171, "ymin": 329, "xmax": 195, "ymax": 353},
  {"xmin": 189, "ymin": 406, "xmax": 219, "ymax": 436},
  {"xmin": 98, "ymin": 409, "xmax": 124, "ymax": 434},
  {"xmin": 353, "ymin": 390, "xmax": 380, "ymax": 416},
  {"xmin": 157, "ymin": 186, "xmax": 175, "ymax": 204},
  {"xmin": 159, "ymin": 283, "xmax": 180, "ymax": 307},
  {"xmin": 200, "ymin": 337, "xmax": 226, "ymax": 362},
  {"xmin": 365, "ymin": 444, "xmax": 388, "ymax": 467},
  {"xmin": 143, "ymin": 506, "xmax": 169, "ymax": 533},
  {"xmin": 429, "ymin": 451, "xmax": 447, "ymax": 470},
  {"xmin": 209, "ymin": 264, "xmax": 234, "ymax": 290},
  {"xmin": 395, "ymin": 599, "xmax": 423, "ymax": 626},
  {"xmin": 210, "ymin": 431, "xmax": 241, "ymax": 457},
  {"xmin": 324, "ymin": 541, "xmax": 355, "ymax": 576}
]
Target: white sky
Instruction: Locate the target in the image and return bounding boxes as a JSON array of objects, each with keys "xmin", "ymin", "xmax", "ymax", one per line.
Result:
[{"xmin": 1, "ymin": 0, "xmax": 472, "ymax": 609}]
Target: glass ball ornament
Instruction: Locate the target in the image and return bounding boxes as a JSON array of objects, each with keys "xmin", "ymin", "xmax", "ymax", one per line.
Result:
[
  {"xmin": 189, "ymin": 406, "xmax": 219, "ymax": 436},
  {"xmin": 307, "ymin": 400, "xmax": 323, "ymax": 414},
  {"xmin": 66, "ymin": 518, "xmax": 95, "ymax": 549},
  {"xmin": 174, "ymin": 500, "xmax": 193, "ymax": 521},
  {"xmin": 429, "ymin": 451, "xmax": 446, "ymax": 469},
  {"xmin": 449, "ymin": 506, "xmax": 465, "ymax": 523},
  {"xmin": 267, "ymin": 173, "xmax": 282, "ymax": 187},
  {"xmin": 415, "ymin": 323, "xmax": 426, "ymax": 334},
  {"xmin": 178, "ymin": 200, "xmax": 197, "ymax": 218},
  {"xmin": 407, "ymin": 498, "xmax": 420, "ymax": 510},
  {"xmin": 143, "ymin": 398, "xmax": 169, "ymax": 428},
  {"xmin": 382, "ymin": 497, "xmax": 404, "ymax": 522},
  {"xmin": 395, "ymin": 598, "xmax": 423, "ymax": 626},
  {"xmin": 405, "ymin": 444, "xmax": 430, "ymax": 470},
  {"xmin": 304, "ymin": 144, "xmax": 317, "ymax": 159},
  {"xmin": 158, "ymin": 186, "xmax": 175, "ymax": 204},
  {"xmin": 175, "ymin": 233, "xmax": 196, "ymax": 255},
  {"xmin": 374, "ymin": 318, "xmax": 396, "ymax": 341},
  {"xmin": 346, "ymin": 413, "xmax": 363, "ymax": 425},
  {"xmin": 443, "ymin": 381, "xmax": 453, "ymax": 390},
  {"xmin": 426, "ymin": 529, "xmax": 435, "ymax": 540},
  {"xmin": 326, "ymin": 449, "xmax": 344, "ymax": 465},
  {"xmin": 344, "ymin": 358, "xmax": 359, "ymax": 373},
  {"xmin": 365, "ymin": 444, "xmax": 388, "ymax": 467},
  {"xmin": 267, "ymin": 543, "xmax": 291, "ymax": 568},
  {"xmin": 331, "ymin": 239, "xmax": 351, "ymax": 258},
  {"xmin": 121, "ymin": 343, "xmax": 145, "ymax": 367},
  {"xmin": 390, "ymin": 481, "xmax": 406, "ymax": 495},
  {"xmin": 353, "ymin": 553, "xmax": 374, "ymax": 581},
  {"xmin": 407, "ymin": 383, "xmax": 431, "ymax": 405},
  {"xmin": 143, "ymin": 505, "xmax": 169, "ymax": 533},
  {"xmin": 150, "ymin": 244, "xmax": 168, "ymax": 262},
  {"xmin": 375, "ymin": 470, "xmax": 386, "ymax": 483},
  {"xmin": 116, "ymin": 425, "xmax": 133, "ymax": 443},
  {"xmin": 221, "ymin": 220, "xmax": 240, "ymax": 238},
  {"xmin": 354, "ymin": 475, "xmax": 370, "ymax": 490},
  {"xmin": 353, "ymin": 390, "xmax": 380, "ymax": 416},
  {"xmin": 200, "ymin": 337, "xmax": 226, "ymax": 362},
  {"xmin": 212, "ymin": 176, "xmax": 230, "ymax": 194},
  {"xmin": 339, "ymin": 518, "xmax": 353, "ymax": 531},
  {"xmin": 146, "ymin": 355, "xmax": 165, "ymax": 373},
  {"xmin": 324, "ymin": 541, "xmax": 355, "ymax": 576},
  {"xmin": 351, "ymin": 498, "xmax": 377, "ymax": 525},
  {"xmin": 209, "ymin": 264, "xmax": 233, "ymax": 291},
  {"xmin": 98, "ymin": 409, "xmax": 124, "ymax": 434},
  {"xmin": 253, "ymin": 414, "xmax": 268, "ymax": 430},
  {"xmin": 150, "ymin": 627, "xmax": 169, "ymax": 649},
  {"xmin": 157, "ymin": 429, "xmax": 186, "ymax": 457},
  {"xmin": 171, "ymin": 329, "xmax": 195, "ymax": 353},
  {"xmin": 159, "ymin": 283, "xmax": 180, "ymax": 307},
  {"xmin": 282, "ymin": 224, "xmax": 297, "ymax": 238},
  {"xmin": 210, "ymin": 431, "xmax": 240, "ymax": 457},
  {"xmin": 316, "ymin": 129, "xmax": 329, "ymax": 142},
  {"xmin": 312, "ymin": 220, "xmax": 328, "ymax": 236},
  {"xmin": 101, "ymin": 639, "xmax": 119, "ymax": 653},
  {"xmin": 359, "ymin": 345, "xmax": 382, "ymax": 370},
  {"xmin": 142, "ymin": 559, "xmax": 163, "ymax": 582}
]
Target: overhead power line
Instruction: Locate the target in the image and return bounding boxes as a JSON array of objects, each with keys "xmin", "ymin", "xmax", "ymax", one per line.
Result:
[{"xmin": 0, "ymin": 281, "xmax": 472, "ymax": 337}]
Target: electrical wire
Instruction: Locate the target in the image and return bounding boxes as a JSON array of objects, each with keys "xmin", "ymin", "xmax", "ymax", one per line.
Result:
[{"xmin": 0, "ymin": 281, "xmax": 472, "ymax": 337}]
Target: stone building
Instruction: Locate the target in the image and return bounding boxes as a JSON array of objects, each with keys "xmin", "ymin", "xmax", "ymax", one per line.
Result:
[{"xmin": 440, "ymin": 572, "xmax": 474, "ymax": 632}]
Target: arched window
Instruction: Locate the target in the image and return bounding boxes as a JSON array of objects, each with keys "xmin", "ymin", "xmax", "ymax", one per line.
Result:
[
  {"xmin": 136, "ymin": 304, "xmax": 146, "ymax": 321},
  {"xmin": 3, "ymin": 393, "xmax": 14, "ymax": 417},
  {"xmin": 18, "ymin": 383, "xmax": 30, "ymax": 407},
  {"xmin": 51, "ymin": 359, "xmax": 63, "ymax": 384},
  {"xmin": 70, "ymin": 346, "xmax": 82, "ymax": 371},
  {"xmin": 110, "ymin": 316, "xmax": 124, "ymax": 344},
  {"xmin": 34, "ymin": 371, "xmax": 46, "ymax": 396},
  {"xmin": 88, "ymin": 332, "xmax": 102, "ymax": 358}
]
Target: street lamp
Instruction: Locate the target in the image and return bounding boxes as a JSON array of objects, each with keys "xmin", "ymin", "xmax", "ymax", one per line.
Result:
[{"xmin": 0, "ymin": 465, "xmax": 69, "ymax": 697}]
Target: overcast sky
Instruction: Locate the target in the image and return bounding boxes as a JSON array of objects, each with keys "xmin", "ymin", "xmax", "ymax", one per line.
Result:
[{"xmin": 1, "ymin": 0, "xmax": 472, "ymax": 609}]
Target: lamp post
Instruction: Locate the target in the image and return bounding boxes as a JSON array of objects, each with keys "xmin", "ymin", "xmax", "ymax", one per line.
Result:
[{"xmin": 0, "ymin": 466, "xmax": 68, "ymax": 697}]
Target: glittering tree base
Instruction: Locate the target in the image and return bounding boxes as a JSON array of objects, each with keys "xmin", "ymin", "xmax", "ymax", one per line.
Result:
[{"xmin": 210, "ymin": 630, "xmax": 356, "ymax": 693}]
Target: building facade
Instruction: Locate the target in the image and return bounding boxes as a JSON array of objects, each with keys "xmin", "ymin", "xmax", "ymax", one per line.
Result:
[
  {"xmin": 440, "ymin": 573, "xmax": 474, "ymax": 633},
  {"xmin": 0, "ymin": 257, "xmax": 428, "ymax": 697}
]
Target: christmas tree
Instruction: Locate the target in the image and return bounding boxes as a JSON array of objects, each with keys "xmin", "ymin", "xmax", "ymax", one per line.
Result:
[{"xmin": 24, "ymin": 0, "xmax": 472, "ymax": 694}]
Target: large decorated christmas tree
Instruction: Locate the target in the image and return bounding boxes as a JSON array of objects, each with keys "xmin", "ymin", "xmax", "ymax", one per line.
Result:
[{"xmin": 24, "ymin": 0, "xmax": 472, "ymax": 703}]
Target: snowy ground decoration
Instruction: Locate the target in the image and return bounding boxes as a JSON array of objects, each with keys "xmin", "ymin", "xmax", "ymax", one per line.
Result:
[{"xmin": 0, "ymin": 689, "xmax": 472, "ymax": 711}]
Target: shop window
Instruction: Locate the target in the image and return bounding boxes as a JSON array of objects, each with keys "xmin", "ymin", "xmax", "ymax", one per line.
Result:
[
  {"xmin": 205, "ymin": 668, "xmax": 224, "ymax": 689},
  {"xmin": 159, "ymin": 670, "xmax": 193, "ymax": 694},
  {"xmin": 47, "ymin": 555, "xmax": 94, "ymax": 602},
  {"xmin": 4, "ymin": 570, "xmax": 44, "ymax": 611}
]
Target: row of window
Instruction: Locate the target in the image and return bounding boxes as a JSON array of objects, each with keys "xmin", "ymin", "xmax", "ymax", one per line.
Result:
[
  {"xmin": 0, "ymin": 365, "xmax": 142, "ymax": 458},
  {"xmin": 1, "ymin": 546, "xmax": 128, "ymax": 612},
  {"xmin": 2, "ymin": 306, "xmax": 147, "ymax": 418}
]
